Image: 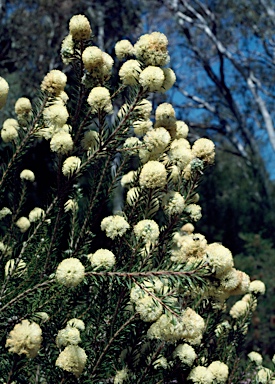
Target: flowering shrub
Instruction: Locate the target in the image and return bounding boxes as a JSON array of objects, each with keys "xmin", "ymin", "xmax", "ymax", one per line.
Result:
[{"xmin": 0, "ymin": 13, "xmax": 272, "ymax": 383}]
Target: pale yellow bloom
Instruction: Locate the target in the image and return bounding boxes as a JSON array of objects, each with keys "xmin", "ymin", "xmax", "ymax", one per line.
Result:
[
  {"xmin": 134, "ymin": 219, "xmax": 159, "ymax": 243},
  {"xmin": 55, "ymin": 258, "xmax": 85, "ymax": 287},
  {"xmin": 173, "ymin": 343, "xmax": 197, "ymax": 366},
  {"xmin": 62, "ymin": 156, "xmax": 81, "ymax": 177},
  {"xmin": 123, "ymin": 137, "xmax": 142, "ymax": 154},
  {"xmin": 181, "ymin": 223, "xmax": 195, "ymax": 234},
  {"xmin": 69, "ymin": 14, "xmax": 91, "ymax": 41},
  {"xmin": 82, "ymin": 46, "xmax": 103, "ymax": 72},
  {"xmin": 15, "ymin": 97, "xmax": 32, "ymax": 115},
  {"xmin": 230, "ymin": 270, "xmax": 251, "ymax": 296},
  {"xmin": 168, "ymin": 138, "xmax": 193, "ymax": 169},
  {"xmin": 29, "ymin": 207, "xmax": 45, "ymax": 223},
  {"xmin": 1, "ymin": 124, "xmax": 18, "ymax": 143},
  {"xmin": 139, "ymin": 161, "xmax": 167, "ymax": 189},
  {"xmin": 208, "ymin": 361, "xmax": 229, "ymax": 383},
  {"xmin": 155, "ymin": 103, "xmax": 176, "ymax": 128},
  {"xmin": 134, "ymin": 32, "xmax": 169, "ymax": 66},
  {"xmin": 205, "ymin": 243, "xmax": 233, "ymax": 277},
  {"xmin": 43, "ymin": 104, "xmax": 69, "ymax": 128},
  {"xmin": 161, "ymin": 68, "xmax": 176, "ymax": 93},
  {"xmin": 153, "ymin": 356, "xmax": 168, "ymax": 369},
  {"xmin": 56, "ymin": 326, "xmax": 81, "ymax": 348},
  {"xmin": 133, "ymin": 119, "xmax": 153, "ymax": 136},
  {"xmin": 139, "ymin": 66, "xmax": 165, "ymax": 92},
  {"xmin": 67, "ymin": 318, "xmax": 85, "ymax": 331},
  {"xmin": 88, "ymin": 249, "xmax": 116, "ymax": 269},
  {"xmin": 50, "ymin": 132, "xmax": 73, "ymax": 154},
  {"xmin": 134, "ymin": 99, "xmax": 152, "ymax": 119},
  {"xmin": 135, "ymin": 294, "xmax": 163, "ymax": 322},
  {"xmin": 0, "ymin": 76, "xmax": 9, "ymax": 109},
  {"xmin": 87, "ymin": 87, "xmax": 113, "ymax": 114},
  {"xmin": 121, "ymin": 170, "xmax": 136, "ymax": 188},
  {"xmin": 101, "ymin": 215, "xmax": 130, "ymax": 239},
  {"xmin": 188, "ymin": 366, "xmax": 214, "ymax": 384},
  {"xmin": 56, "ymin": 345, "xmax": 87, "ymax": 377},
  {"xmin": 162, "ymin": 191, "xmax": 185, "ymax": 216},
  {"xmin": 115, "ymin": 39, "xmax": 134, "ymax": 60},
  {"xmin": 247, "ymin": 351, "xmax": 263, "ymax": 366},
  {"xmin": 175, "ymin": 120, "xmax": 189, "ymax": 139},
  {"xmin": 119, "ymin": 59, "xmax": 141, "ymax": 86},
  {"xmin": 114, "ymin": 368, "xmax": 128, "ymax": 384},
  {"xmin": 249, "ymin": 280, "xmax": 266, "ymax": 295},
  {"xmin": 6, "ymin": 319, "xmax": 42, "ymax": 358},
  {"xmin": 20, "ymin": 169, "xmax": 35, "ymax": 181},
  {"xmin": 141, "ymin": 127, "xmax": 171, "ymax": 161},
  {"xmin": 184, "ymin": 204, "xmax": 202, "ymax": 222},
  {"xmin": 81, "ymin": 130, "xmax": 99, "ymax": 152},
  {"xmin": 229, "ymin": 300, "xmax": 249, "ymax": 318},
  {"xmin": 41, "ymin": 70, "xmax": 67, "ymax": 96},
  {"xmin": 61, "ymin": 34, "xmax": 74, "ymax": 64},
  {"xmin": 0, "ymin": 207, "xmax": 12, "ymax": 220},
  {"xmin": 15, "ymin": 217, "xmax": 31, "ymax": 233},
  {"xmin": 256, "ymin": 367, "xmax": 273, "ymax": 383},
  {"xmin": 192, "ymin": 138, "xmax": 215, "ymax": 164},
  {"xmin": 101, "ymin": 52, "xmax": 114, "ymax": 80},
  {"xmin": 219, "ymin": 268, "xmax": 240, "ymax": 291}
]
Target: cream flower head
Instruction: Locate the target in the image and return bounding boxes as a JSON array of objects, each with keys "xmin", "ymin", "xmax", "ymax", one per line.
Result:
[
  {"xmin": 133, "ymin": 119, "xmax": 153, "ymax": 137},
  {"xmin": 114, "ymin": 368, "xmax": 128, "ymax": 384},
  {"xmin": 82, "ymin": 46, "xmax": 103, "ymax": 72},
  {"xmin": 0, "ymin": 76, "xmax": 9, "ymax": 109},
  {"xmin": 15, "ymin": 97, "xmax": 32, "ymax": 115},
  {"xmin": 192, "ymin": 138, "xmax": 215, "ymax": 164},
  {"xmin": 1, "ymin": 124, "xmax": 18, "ymax": 143},
  {"xmin": 87, "ymin": 87, "xmax": 113, "ymax": 114},
  {"xmin": 62, "ymin": 156, "xmax": 81, "ymax": 177},
  {"xmin": 208, "ymin": 361, "xmax": 229, "ymax": 383},
  {"xmin": 155, "ymin": 102, "xmax": 176, "ymax": 128},
  {"xmin": 41, "ymin": 70, "xmax": 67, "ymax": 96},
  {"xmin": 88, "ymin": 248, "xmax": 116, "ymax": 269},
  {"xmin": 81, "ymin": 130, "xmax": 99, "ymax": 152},
  {"xmin": 135, "ymin": 295, "xmax": 163, "ymax": 322},
  {"xmin": 168, "ymin": 138, "xmax": 193, "ymax": 169},
  {"xmin": 69, "ymin": 14, "xmax": 91, "ymax": 41},
  {"xmin": 115, "ymin": 39, "xmax": 134, "ymax": 60},
  {"xmin": 173, "ymin": 343, "xmax": 197, "ymax": 366},
  {"xmin": 161, "ymin": 68, "xmax": 176, "ymax": 93},
  {"xmin": 248, "ymin": 351, "xmax": 263, "ymax": 366},
  {"xmin": 139, "ymin": 66, "xmax": 165, "ymax": 92},
  {"xmin": 139, "ymin": 161, "xmax": 167, "ymax": 189},
  {"xmin": 20, "ymin": 169, "xmax": 35, "ymax": 182},
  {"xmin": 134, "ymin": 219, "xmax": 160, "ymax": 243},
  {"xmin": 101, "ymin": 215, "xmax": 130, "ymax": 240},
  {"xmin": 229, "ymin": 300, "xmax": 249, "ymax": 318},
  {"xmin": 162, "ymin": 191, "xmax": 185, "ymax": 216},
  {"xmin": 15, "ymin": 217, "xmax": 31, "ymax": 233},
  {"xmin": 67, "ymin": 318, "xmax": 85, "ymax": 331},
  {"xmin": 29, "ymin": 207, "xmax": 45, "ymax": 223},
  {"xmin": 61, "ymin": 34, "xmax": 75, "ymax": 64},
  {"xmin": 55, "ymin": 258, "xmax": 85, "ymax": 287},
  {"xmin": 43, "ymin": 104, "xmax": 69, "ymax": 128},
  {"xmin": 205, "ymin": 243, "xmax": 233, "ymax": 277},
  {"xmin": 50, "ymin": 132, "xmax": 73, "ymax": 154},
  {"xmin": 184, "ymin": 204, "xmax": 202, "ymax": 222},
  {"xmin": 119, "ymin": 59, "xmax": 141, "ymax": 86},
  {"xmin": 175, "ymin": 120, "xmax": 189, "ymax": 139},
  {"xmin": 134, "ymin": 32, "xmax": 169, "ymax": 66},
  {"xmin": 249, "ymin": 280, "xmax": 266, "ymax": 295},
  {"xmin": 6, "ymin": 319, "xmax": 42, "ymax": 358},
  {"xmin": 56, "ymin": 326, "xmax": 81, "ymax": 348},
  {"xmin": 56, "ymin": 345, "xmax": 87, "ymax": 377},
  {"xmin": 188, "ymin": 366, "xmax": 214, "ymax": 384},
  {"xmin": 0, "ymin": 207, "xmax": 12, "ymax": 220}
]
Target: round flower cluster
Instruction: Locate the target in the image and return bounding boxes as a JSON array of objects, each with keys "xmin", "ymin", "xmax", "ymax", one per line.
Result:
[
  {"xmin": 133, "ymin": 219, "xmax": 159, "ymax": 244},
  {"xmin": 62, "ymin": 156, "xmax": 81, "ymax": 177},
  {"xmin": 69, "ymin": 14, "xmax": 91, "ymax": 41},
  {"xmin": 162, "ymin": 191, "xmax": 185, "ymax": 216},
  {"xmin": 56, "ymin": 325, "xmax": 81, "ymax": 348},
  {"xmin": 192, "ymin": 138, "xmax": 215, "ymax": 164},
  {"xmin": 43, "ymin": 104, "xmax": 69, "ymax": 128},
  {"xmin": 15, "ymin": 217, "xmax": 31, "ymax": 233},
  {"xmin": 161, "ymin": 68, "xmax": 176, "ymax": 93},
  {"xmin": 173, "ymin": 343, "xmax": 197, "ymax": 366},
  {"xmin": 0, "ymin": 207, "xmax": 12, "ymax": 220},
  {"xmin": 101, "ymin": 215, "xmax": 130, "ymax": 240},
  {"xmin": 114, "ymin": 368, "xmax": 128, "ymax": 384},
  {"xmin": 82, "ymin": 47, "xmax": 114, "ymax": 80},
  {"xmin": 61, "ymin": 34, "xmax": 74, "ymax": 65},
  {"xmin": 20, "ymin": 169, "xmax": 35, "ymax": 181},
  {"xmin": 249, "ymin": 280, "xmax": 266, "ymax": 295},
  {"xmin": 1, "ymin": 118, "xmax": 19, "ymax": 143},
  {"xmin": 139, "ymin": 66, "xmax": 165, "ymax": 92},
  {"xmin": 29, "ymin": 207, "xmax": 45, "ymax": 223},
  {"xmin": 15, "ymin": 97, "xmax": 32, "ymax": 115},
  {"xmin": 55, "ymin": 258, "xmax": 85, "ymax": 287},
  {"xmin": 168, "ymin": 138, "xmax": 193, "ymax": 170},
  {"xmin": 123, "ymin": 137, "xmax": 142, "ymax": 155},
  {"xmin": 6, "ymin": 319, "xmax": 42, "ymax": 358},
  {"xmin": 88, "ymin": 248, "xmax": 116, "ymax": 270},
  {"xmin": 184, "ymin": 204, "xmax": 202, "ymax": 222},
  {"xmin": 0, "ymin": 76, "xmax": 9, "ymax": 110},
  {"xmin": 247, "ymin": 351, "xmax": 263, "ymax": 366},
  {"xmin": 133, "ymin": 119, "xmax": 152, "ymax": 137},
  {"xmin": 204, "ymin": 243, "xmax": 233, "ymax": 277},
  {"xmin": 87, "ymin": 87, "xmax": 113, "ymax": 114},
  {"xmin": 119, "ymin": 59, "xmax": 141, "ymax": 86},
  {"xmin": 171, "ymin": 233, "xmax": 207, "ymax": 264},
  {"xmin": 50, "ymin": 132, "xmax": 73, "ymax": 154},
  {"xmin": 115, "ymin": 39, "xmax": 134, "ymax": 60},
  {"xmin": 139, "ymin": 161, "xmax": 167, "ymax": 189},
  {"xmin": 140, "ymin": 127, "xmax": 171, "ymax": 162},
  {"xmin": 208, "ymin": 361, "xmax": 229, "ymax": 383},
  {"xmin": 56, "ymin": 345, "xmax": 87, "ymax": 378},
  {"xmin": 147, "ymin": 307, "xmax": 205, "ymax": 343},
  {"xmin": 134, "ymin": 32, "xmax": 169, "ymax": 66},
  {"xmin": 41, "ymin": 69, "xmax": 67, "ymax": 96},
  {"xmin": 229, "ymin": 299, "xmax": 249, "ymax": 319},
  {"xmin": 155, "ymin": 103, "xmax": 176, "ymax": 128}
]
